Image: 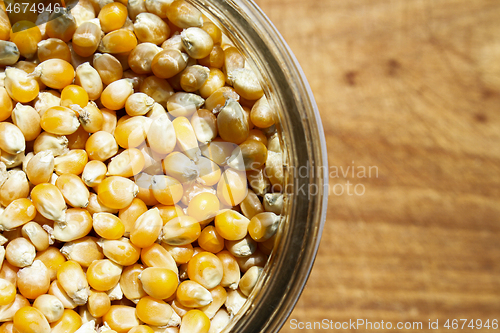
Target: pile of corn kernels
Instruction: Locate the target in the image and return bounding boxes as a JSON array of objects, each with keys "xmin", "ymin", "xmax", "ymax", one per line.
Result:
[{"xmin": 0, "ymin": 0, "xmax": 285, "ymax": 332}]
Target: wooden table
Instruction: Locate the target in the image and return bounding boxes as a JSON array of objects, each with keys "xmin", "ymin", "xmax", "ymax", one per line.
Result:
[{"xmin": 253, "ymin": 0, "xmax": 500, "ymax": 331}]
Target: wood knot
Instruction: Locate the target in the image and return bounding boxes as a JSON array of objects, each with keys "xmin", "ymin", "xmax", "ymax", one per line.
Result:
[
  {"xmin": 344, "ymin": 71, "xmax": 358, "ymax": 86},
  {"xmin": 387, "ymin": 59, "xmax": 401, "ymax": 76}
]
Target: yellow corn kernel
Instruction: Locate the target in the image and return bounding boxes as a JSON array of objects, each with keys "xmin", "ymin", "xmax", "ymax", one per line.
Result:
[
  {"xmin": 223, "ymin": 46, "xmax": 245, "ymax": 79},
  {"xmin": 87, "ymin": 259, "xmax": 122, "ymax": 292},
  {"xmin": 128, "ymin": 43, "xmax": 161, "ymax": 75},
  {"xmin": 13, "ymin": 306, "xmax": 51, "ymax": 333},
  {"xmin": 32, "ymin": 294, "xmax": 64, "ymax": 323},
  {"xmin": 217, "ymin": 168, "xmax": 248, "ymax": 207},
  {"xmin": 145, "ymin": 115, "xmax": 176, "ymax": 156},
  {"xmin": 0, "ymin": 294, "xmax": 30, "ymax": 322},
  {"xmin": 246, "ymin": 129, "xmax": 267, "ymax": 146},
  {"xmin": 85, "ymin": 131, "xmax": 119, "ymax": 162},
  {"xmin": 189, "ymin": 110, "xmax": 217, "ymax": 146},
  {"xmin": 0, "ymin": 279, "xmax": 15, "ymax": 306},
  {"xmin": 0, "ymin": 122, "xmax": 25, "ymax": 155},
  {"xmin": 214, "ymin": 209, "xmax": 250, "ymax": 241},
  {"xmin": 193, "ymin": 158, "xmax": 219, "ymax": 188},
  {"xmin": 199, "ymin": 286, "xmax": 226, "ymax": 320},
  {"xmin": 161, "ymin": 215, "xmax": 201, "ymax": 246},
  {"xmin": 161, "ymin": 243, "xmax": 193, "ymax": 265},
  {"xmin": 198, "ymin": 46, "xmax": 225, "ymax": 73},
  {"xmin": 187, "ymin": 193, "xmax": 220, "ymax": 225},
  {"xmin": 136, "ymin": 296, "xmax": 173, "ymax": 326},
  {"xmin": 113, "ymin": 116, "xmax": 150, "ymax": 149},
  {"xmin": 216, "ymin": 99, "xmax": 249, "ymax": 144},
  {"xmin": 46, "ymin": 9, "xmax": 77, "ymax": 42},
  {"xmin": 171, "ymin": 117, "xmax": 200, "ymax": 160},
  {"xmin": 250, "ymin": 96, "xmax": 275, "ymax": 128},
  {"xmin": 57, "ymin": 260, "xmax": 89, "ymax": 305},
  {"xmin": 98, "ymin": 2, "xmax": 128, "ymax": 33},
  {"xmin": 34, "ymin": 59, "xmax": 75, "ymax": 90},
  {"xmin": 0, "ymin": 198, "xmax": 36, "ymax": 231},
  {"xmin": 101, "ymin": 108, "xmax": 117, "ymax": 134},
  {"xmin": 99, "ymin": 238, "xmax": 140, "ymax": 266},
  {"xmin": 17, "ymin": 260, "xmax": 51, "ymax": 300},
  {"xmin": 197, "ymin": 225, "xmax": 224, "ymax": 254},
  {"xmin": 0, "ymin": 169, "xmax": 29, "ymax": 207},
  {"xmin": 0, "ymin": 87, "xmax": 13, "ymax": 121},
  {"xmin": 140, "ymin": 243, "xmax": 178, "ymax": 274},
  {"xmin": 128, "ymin": 326, "xmax": 155, "ymax": 333},
  {"xmin": 246, "ymin": 166, "xmax": 270, "ymax": 196},
  {"xmin": 118, "ymin": 198, "xmax": 147, "ymax": 236},
  {"xmin": 151, "ymin": 49, "xmax": 188, "ymax": 80},
  {"xmin": 53, "ymin": 149, "xmax": 88, "ymax": 175},
  {"xmin": 119, "ymin": 264, "xmax": 146, "ymax": 303},
  {"xmin": 167, "ymin": 1, "xmax": 203, "ymax": 29},
  {"xmin": 149, "ymin": 175, "xmax": 182, "ymax": 206},
  {"xmin": 103, "ymin": 305, "xmax": 140, "ymax": 333},
  {"xmin": 74, "ymin": 62, "xmax": 103, "ymax": 101},
  {"xmin": 50, "ymin": 309, "xmax": 82, "ymax": 333},
  {"xmin": 55, "ymin": 173, "xmax": 90, "ymax": 208},
  {"xmin": 161, "ymin": 152, "xmax": 197, "ymax": 184},
  {"xmin": 101, "ymin": 78, "xmax": 135, "ymax": 111},
  {"xmin": 88, "ymin": 290, "xmax": 111, "ymax": 318},
  {"xmin": 37, "ymin": 38, "xmax": 72, "ymax": 63},
  {"xmin": 82, "ymin": 160, "xmax": 107, "ymax": 187},
  {"xmin": 10, "ymin": 21, "xmax": 41, "ymax": 59},
  {"xmin": 224, "ymin": 289, "xmax": 247, "ymax": 316},
  {"xmin": 30, "ymin": 183, "xmax": 66, "ymax": 223},
  {"xmin": 97, "ymin": 176, "xmax": 138, "ymax": 210},
  {"xmin": 40, "ymin": 106, "xmax": 80, "ymax": 135},
  {"xmin": 11, "ymin": 103, "xmax": 41, "ymax": 141},
  {"xmin": 187, "ymin": 252, "xmax": 223, "ymax": 289},
  {"xmin": 155, "ymin": 204, "xmax": 184, "ymax": 225},
  {"xmin": 4, "ymin": 67, "xmax": 39, "ymax": 103},
  {"xmin": 179, "ymin": 66, "xmax": 209, "ymax": 93},
  {"xmin": 21, "ymin": 222, "xmax": 50, "ymax": 252},
  {"xmin": 59, "ymin": 236, "xmax": 103, "ymax": 268},
  {"xmin": 87, "ymin": 193, "xmax": 119, "ymax": 215},
  {"xmin": 231, "ymin": 139, "xmax": 268, "ymax": 171},
  {"xmin": 140, "ymin": 75, "xmax": 174, "ymax": 108},
  {"xmin": 0, "ymin": 8, "xmax": 10, "ymax": 41},
  {"xmin": 0, "ymin": 262, "xmax": 17, "ymax": 289},
  {"xmin": 0, "ymin": 322, "xmax": 15, "ymax": 333},
  {"xmin": 99, "ymin": 29, "xmax": 138, "ymax": 54},
  {"xmin": 139, "ymin": 267, "xmax": 178, "ymax": 300},
  {"xmin": 61, "ymin": 85, "xmax": 89, "ymax": 109},
  {"xmin": 93, "ymin": 53, "xmax": 123, "ymax": 86},
  {"xmin": 133, "ymin": 13, "xmax": 169, "ymax": 45},
  {"xmin": 107, "ymin": 148, "xmax": 145, "ymax": 177},
  {"xmin": 248, "ymin": 211, "xmax": 280, "ymax": 242},
  {"xmin": 35, "ymin": 247, "xmax": 66, "ymax": 281},
  {"xmin": 240, "ymin": 189, "xmax": 264, "ymax": 219},
  {"xmin": 130, "ymin": 208, "xmax": 162, "ymax": 248},
  {"xmin": 176, "ymin": 280, "xmax": 212, "ymax": 308},
  {"xmin": 93, "ymin": 213, "xmax": 125, "ymax": 240}
]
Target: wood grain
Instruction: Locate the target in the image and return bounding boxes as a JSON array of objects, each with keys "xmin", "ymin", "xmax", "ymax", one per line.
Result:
[{"xmin": 253, "ymin": 0, "xmax": 500, "ymax": 331}]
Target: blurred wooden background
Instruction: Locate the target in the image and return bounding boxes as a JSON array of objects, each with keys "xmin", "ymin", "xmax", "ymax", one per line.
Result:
[{"xmin": 253, "ymin": 0, "xmax": 500, "ymax": 332}]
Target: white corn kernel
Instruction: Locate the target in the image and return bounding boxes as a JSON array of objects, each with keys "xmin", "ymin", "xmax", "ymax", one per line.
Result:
[{"xmin": 0, "ymin": 122, "xmax": 25, "ymax": 155}]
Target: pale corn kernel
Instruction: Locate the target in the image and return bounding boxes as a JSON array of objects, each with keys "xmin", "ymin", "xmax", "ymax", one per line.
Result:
[
  {"xmin": 139, "ymin": 267, "xmax": 178, "ymax": 300},
  {"xmin": 176, "ymin": 280, "xmax": 212, "ymax": 308},
  {"xmin": 229, "ymin": 139, "xmax": 268, "ymax": 171},
  {"xmin": 85, "ymin": 131, "xmax": 119, "ymax": 162},
  {"xmin": 102, "ymin": 306, "xmax": 140, "ymax": 333},
  {"xmin": 30, "ymin": 183, "xmax": 66, "ymax": 223},
  {"xmin": 101, "ymin": 109, "xmax": 117, "ymax": 134},
  {"xmin": 225, "ymin": 235, "xmax": 256, "ymax": 258},
  {"xmin": 198, "ymin": 45, "xmax": 225, "ymax": 71},
  {"xmin": 197, "ymin": 225, "xmax": 224, "ymax": 254},
  {"xmin": 55, "ymin": 173, "xmax": 90, "ymax": 208},
  {"xmin": 228, "ymin": 68, "xmax": 264, "ymax": 101},
  {"xmin": 119, "ymin": 264, "xmax": 146, "ymax": 303},
  {"xmin": 162, "ymin": 152, "xmax": 199, "ymax": 183},
  {"xmin": 4, "ymin": 67, "xmax": 39, "ymax": 103},
  {"xmin": 107, "ymin": 283, "xmax": 124, "ymax": 301},
  {"xmin": 57, "ymin": 260, "xmax": 89, "ymax": 305},
  {"xmin": 172, "ymin": 116, "xmax": 201, "ymax": 160},
  {"xmin": 258, "ymin": 233, "xmax": 276, "ymax": 255},
  {"xmin": 48, "ymin": 280, "xmax": 77, "ymax": 309},
  {"xmin": 92, "ymin": 54, "xmax": 123, "ymax": 86},
  {"xmin": 54, "ymin": 149, "xmax": 89, "ymax": 175},
  {"xmin": 150, "ymin": 175, "xmax": 183, "ymax": 206},
  {"xmin": 17, "ymin": 260, "xmax": 51, "ymax": 299},
  {"xmin": 0, "ymin": 150, "xmax": 24, "ymax": 169},
  {"xmin": 98, "ymin": 176, "xmax": 138, "ymax": 210},
  {"xmin": 133, "ymin": 13, "xmax": 169, "ymax": 45},
  {"xmin": 238, "ymin": 266, "xmax": 263, "ymax": 297},
  {"xmin": 140, "ymin": 76, "xmax": 174, "ymax": 108},
  {"xmin": 0, "ymin": 87, "xmax": 13, "ymax": 121},
  {"xmin": 151, "ymin": 49, "xmax": 188, "ymax": 79},
  {"xmin": 181, "ymin": 181, "xmax": 216, "ymax": 208},
  {"xmin": 74, "ymin": 62, "xmax": 103, "ymax": 101},
  {"xmin": 93, "ymin": 213, "xmax": 125, "ymax": 240},
  {"xmin": 98, "ymin": 29, "xmax": 138, "ymax": 54},
  {"xmin": 125, "ymin": 93, "xmax": 155, "ymax": 116},
  {"xmin": 77, "ymin": 307, "xmax": 98, "ymax": 327},
  {"xmin": 145, "ymin": 114, "xmax": 176, "ymax": 156},
  {"xmin": 140, "ymin": 243, "xmax": 179, "ymax": 274},
  {"xmin": 88, "ymin": 290, "xmax": 111, "ymax": 318},
  {"xmin": 170, "ymin": 299, "xmax": 189, "ymax": 317},
  {"xmin": 161, "ymin": 243, "xmax": 193, "ymax": 265},
  {"xmin": 136, "ymin": 296, "xmax": 173, "ymax": 327},
  {"xmin": 37, "ymin": 38, "xmax": 72, "ymax": 63},
  {"xmin": 235, "ymin": 250, "xmax": 267, "ymax": 273},
  {"xmin": 0, "ymin": 122, "xmax": 25, "ymax": 155},
  {"xmin": 87, "ymin": 193, "xmax": 118, "ymax": 216},
  {"xmin": 0, "ymin": 261, "xmax": 18, "ymax": 287},
  {"xmin": 70, "ymin": 0, "xmax": 97, "ymax": 26},
  {"xmin": 223, "ymin": 47, "xmax": 245, "ymax": 81},
  {"xmin": 190, "ymin": 109, "xmax": 217, "ymax": 144},
  {"xmin": 0, "ymin": 169, "xmax": 29, "ymax": 207},
  {"xmin": 161, "ymin": 215, "xmax": 201, "ymax": 246},
  {"xmin": 5, "ymin": 237, "xmax": 35, "ymax": 268},
  {"xmin": 0, "ymin": 41, "xmax": 20, "ymax": 67},
  {"xmin": 208, "ymin": 309, "xmax": 230, "ymax": 333},
  {"xmin": 72, "ymin": 103, "xmax": 103, "ymax": 134},
  {"xmin": 52, "ymin": 208, "xmax": 93, "ymax": 242},
  {"xmin": 46, "ymin": 9, "xmax": 77, "ymax": 42},
  {"xmin": 99, "ymin": 237, "xmax": 140, "ymax": 266},
  {"xmin": 128, "ymin": 43, "xmax": 161, "ymax": 75},
  {"xmin": 114, "ymin": 116, "xmax": 150, "ymax": 149},
  {"xmin": 33, "ymin": 294, "xmax": 64, "ymax": 323},
  {"xmin": 196, "ymin": 157, "xmax": 221, "ymax": 186},
  {"xmin": 106, "ymin": 148, "xmax": 144, "ymax": 178},
  {"xmin": 167, "ymin": 1, "xmax": 203, "ymax": 29},
  {"xmin": 263, "ymin": 193, "xmax": 283, "ymax": 215},
  {"xmin": 0, "ymin": 294, "xmax": 30, "ymax": 322},
  {"xmin": 127, "ymin": 0, "xmax": 147, "ymax": 20},
  {"xmin": 187, "ymin": 252, "xmax": 223, "ymax": 289},
  {"xmin": 250, "ymin": 95, "xmax": 275, "ymax": 128},
  {"xmin": 59, "ymin": 236, "xmax": 104, "ymax": 268},
  {"xmin": 24, "ymin": 151, "xmax": 53, "ymax": 186},
  {"xmin": 33, "ymin": 132, "xmax": 68, "ymax": 156},
  {"xmin": 246, "ymin": 166, "xmax": 270, "ymax": 196},
  {"xmin": 200, "ymin": 286, "xmax": 226, "ymax": 320},
  {"xmin": 21, "ymin": 222, "xmax": 50, "ymax": 252},
  {"xmin": 0, "ymin": 279, "xmax": 15, "ymax": 306},
  {"xmin": 118, "ymin": 198, "xmax": 147, "ymax": 236},
  {"xmin": 35, "ymin": 247, "xmax": 66, "ymax": 281},
  {"xmin": 167, "ymin": 92, "xmax": 204, "ymax": 118},
  {"xmin": 265, "ymin": 151, "xmax": 283, "ymax": 189},
  {"xmin": 40, "ymin": 106, "xmax": 80, "ymax": 136},
  {"xmin": 240, "ymin": 189, "xmax": 264, "ymax": 219},
  {"xmin": 87, "ymin": 259, "xmax": 122, "ymax": 292},
  {"xmin": 82, "ymin": 160, "xmax": 107, "ymax": 187},
  {"xmin": 217, "ymin": 168, "xmax": 248, "ymax": 207},
  {"xmin": 180, "ymin": 65, "xmax": 210, "ymax": 92},
  {"xmin": 50, "ymin": 309, "xmax": 82, "ymax": 333},
  {"xmin": 13, "ymin": 306, "xmax": 51, "ymax": 333},
  {"xmin": 224, "ymin": 289, "xmax": 247, "ymax": 316},
  {"xmin": 101, "ymin": 79, "xmax": 134, "ymax": 111},
  {"xmin": 217, "ymin": 98, "xmax": 249, "ymax": 144},
  {"xmin": 0, "ymin": 198, "xmax": 36, "ymax": 231},
  {"xmin": 130, "ymin": 208, "xmax": 162, "ymax": 248},
  {"xmin": 11, "ymin": 103, "xmax": 41, "ymax": 141}
]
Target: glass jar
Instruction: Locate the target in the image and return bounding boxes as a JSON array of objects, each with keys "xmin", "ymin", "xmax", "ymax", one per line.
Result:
[{"xmin": 187, "ymin": 0, "xmax": 329, "ymax": 331}]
